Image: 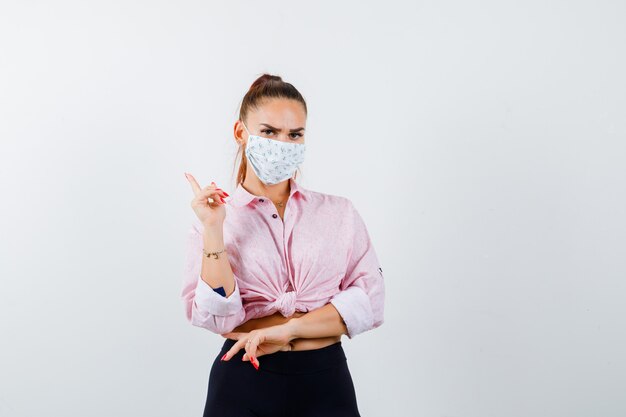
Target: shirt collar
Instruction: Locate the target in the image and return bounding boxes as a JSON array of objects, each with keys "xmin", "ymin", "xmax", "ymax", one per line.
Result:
[{"xmin": 228, "ymin": 177, "xmax": 308, "ymax": 208}]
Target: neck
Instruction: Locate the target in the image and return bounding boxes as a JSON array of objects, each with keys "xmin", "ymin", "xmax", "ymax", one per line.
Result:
[{"xmin": 242, "ymin": 175, "xmax": 291, "ymax": 202}]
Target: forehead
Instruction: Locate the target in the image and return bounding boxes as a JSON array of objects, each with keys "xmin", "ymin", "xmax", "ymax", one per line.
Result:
[{"xmin": 248, "ymin": 98, "xmax": 306, "ymax": 127}]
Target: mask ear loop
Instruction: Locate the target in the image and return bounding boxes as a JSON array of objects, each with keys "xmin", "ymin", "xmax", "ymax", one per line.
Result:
[
  {"xmin": 241, "ymin": 120, "xmax": 251, "ymax": 136},
  {"xmin": 240, "ymin": 120, "xmax": 251, "ymax": 147}
]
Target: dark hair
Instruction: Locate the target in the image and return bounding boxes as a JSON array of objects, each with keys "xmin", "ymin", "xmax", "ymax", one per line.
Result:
[{"xmin": 233, "ymin": 74, "xmax": 308, "ymax": 185}]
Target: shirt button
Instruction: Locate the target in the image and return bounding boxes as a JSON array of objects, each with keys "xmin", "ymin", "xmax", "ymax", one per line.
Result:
[
  {"xmin": 272, "ymin": 214, "xmax": 278, "ymax": 219},
  {"xmin": 259, "ymin": 198, "xmax": 264, "ymax": 202}
]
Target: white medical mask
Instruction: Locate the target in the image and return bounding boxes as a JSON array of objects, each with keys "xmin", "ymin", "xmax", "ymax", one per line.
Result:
[{"xmin": 241, "ymin": 121, "xmax": 306, "ymax": 185}]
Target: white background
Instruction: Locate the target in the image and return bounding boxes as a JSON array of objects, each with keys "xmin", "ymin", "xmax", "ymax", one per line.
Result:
[{"xmin": 1, "ymin": 1, "xmax": 625, "ymax": 416}]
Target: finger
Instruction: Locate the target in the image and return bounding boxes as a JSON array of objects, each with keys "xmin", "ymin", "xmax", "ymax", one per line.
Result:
[
  {"xmin": 185, "ymin": 173, "xmax": 203, "ymax": 197},
  {"xmin": 198, "ymin": 187, "xmax": 228, "ymax": 201},
  {"xmin": 243, "ymin": 345, "xmax": 267, "ymax": 361},
  {"xmin": 202, "ymin": 182, "xmax": 230, "ymax": 195},
  {"xmin": 221, "ymin": 332, "xmax": 246, "ymax": 340},
  {"xmin": 222, "ymin": 338, "xmax": 247, "ymax": 361},
  {"xmin": 242, "ymin": 335, "xmax": 257, "ymax": 362},
  {"xmin": 246, "ymin": 335, "xmax": 263, "ymax": 369},
  {"xmin": 202, "ymin": 186, "xmax": 229, "ymax": 199},
  {"xmin": 208, "ymin": 182, "xmax": 230, "ymax": 198},
  {"xmin": 205, "ymin": 181, "xmax": 228, "ymax": 196},
  {"xmin": 195, "ymin": 188, "xmax": 227, "ymax": 205},
  {"xmin": 191, "ymin": 192, "xmax": 220, "ymax": 209}
]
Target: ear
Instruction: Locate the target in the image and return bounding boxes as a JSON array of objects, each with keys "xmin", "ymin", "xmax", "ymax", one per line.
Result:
[{"xmin": 233, "ymin": 120, "xmax": 247, "ymax": 145}]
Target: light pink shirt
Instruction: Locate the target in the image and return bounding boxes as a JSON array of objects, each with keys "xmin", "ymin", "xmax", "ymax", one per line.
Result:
[{"xmin": 181, "ymin": 178, "xmax": 385, "ymax": 339}]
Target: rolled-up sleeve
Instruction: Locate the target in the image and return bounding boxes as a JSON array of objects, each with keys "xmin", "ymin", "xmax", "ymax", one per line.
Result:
[
  {"xmin": 329, "ymin": 200, "xmax": 385, "ymax": 339},
  {"xmin": 181, "ymin": 221, "xmax": 246, "ymax": 334}
]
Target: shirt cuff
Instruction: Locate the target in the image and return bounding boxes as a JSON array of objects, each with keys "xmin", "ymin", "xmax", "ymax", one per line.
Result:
[
  {"xmin": 194, "ymin": 275, "xmax": 244, "ymax": 317},
  {"xmin": 329, "ymin": 286, "xmax": 374, "ymax": 339}
]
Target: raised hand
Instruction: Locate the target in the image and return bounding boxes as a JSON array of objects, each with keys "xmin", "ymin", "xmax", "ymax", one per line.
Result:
[{"xmin": 184, "ymin": 172, "xmax": 229, "ymax": 228}]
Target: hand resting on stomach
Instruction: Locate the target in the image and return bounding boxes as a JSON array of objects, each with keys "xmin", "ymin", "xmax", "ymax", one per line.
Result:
[{"xmin": 229, "ymin": 311, "xmax": 342, "ymax": 351}]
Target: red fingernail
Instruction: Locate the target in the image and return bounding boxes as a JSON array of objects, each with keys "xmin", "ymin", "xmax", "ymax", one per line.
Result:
[
  {"xmin": 223, "ymin": 192, "xmax": 230, "ymax": 196},
  {"xmin": 221, "ymin": 353, "xmax": 227, "ymax": 361},
  {"xmin": 220, "ymin": 197, "xmax": 226, "ymax": 203}
]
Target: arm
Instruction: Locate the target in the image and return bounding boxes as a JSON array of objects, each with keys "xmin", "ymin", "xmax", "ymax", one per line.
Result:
[
  {"xmin": 288, "ymin": 200, "xmax": 386, "ymax": 340},
  {"xmin": 181, "ymin": 221, "xmax": 246, "ymax": 334},
  {"xmin": 285, "ymin": 302, "xmax": 347, "ymax": 339}
]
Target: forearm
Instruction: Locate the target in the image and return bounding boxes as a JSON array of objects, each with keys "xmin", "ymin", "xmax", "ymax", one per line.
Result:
[
  {"xmin": 285, "ymin": 303, "xmax": 347, "ymax": 340},
  {"xmin": 200, "ymin": 226, "xmax": 236, "ymax": 297}
]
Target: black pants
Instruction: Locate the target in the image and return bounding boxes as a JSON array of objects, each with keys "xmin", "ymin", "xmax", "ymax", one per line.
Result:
[{"xmin": 203, "ymin": 338, "xmax": 362, "ymax": 417}]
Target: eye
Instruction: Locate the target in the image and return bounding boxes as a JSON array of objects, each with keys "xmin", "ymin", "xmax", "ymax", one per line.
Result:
[
  {"xmin": 290, "ymin": 133, "xmax": 303, "ymax": 140},
  {"xmin": 261, "ymin": 129, "xmax": 275, "ymax": 136}
]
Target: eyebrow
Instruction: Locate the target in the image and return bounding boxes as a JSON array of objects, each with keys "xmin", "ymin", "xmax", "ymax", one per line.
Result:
[{"xmin": 259, "ymin": 123, "xmax": 305, "ymax": 132}]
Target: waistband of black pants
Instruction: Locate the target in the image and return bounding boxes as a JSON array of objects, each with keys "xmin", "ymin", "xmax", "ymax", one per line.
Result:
[{"xmin": 219, "ymin": 338, "xmax": 347, "ymax": 375}]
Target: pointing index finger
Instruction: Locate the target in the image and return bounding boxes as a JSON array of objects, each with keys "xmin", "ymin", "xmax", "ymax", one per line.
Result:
[{"xmin": 184, "ymin": 173, "xmax": 202, "ymax": 197}]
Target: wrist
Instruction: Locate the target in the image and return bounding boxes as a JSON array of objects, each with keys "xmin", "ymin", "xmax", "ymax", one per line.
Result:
[
  {"xmin": 202, "ymin": 221, "xmax": 224, "ymax": 233},
  {"xmin": 202, "ymin": 227, "xmax": 224, "ymax": 247},
  {"xmin": 202, "ymin": 223, "xmax": 223, "ymax": 235},
  {"xmin": 284, "ymin": 317, "xmax": 302, "ymax": 341}
]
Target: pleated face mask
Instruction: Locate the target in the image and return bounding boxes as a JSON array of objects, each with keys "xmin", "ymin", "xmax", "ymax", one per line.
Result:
[{"xmin": 241, "ymin": 120, "xmax": 306, "ymax": 185}]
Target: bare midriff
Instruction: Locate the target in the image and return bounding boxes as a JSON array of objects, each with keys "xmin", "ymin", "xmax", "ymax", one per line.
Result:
[{"xmin": 230, "ymin": 311, "xmax": 342, "ymax": 351}]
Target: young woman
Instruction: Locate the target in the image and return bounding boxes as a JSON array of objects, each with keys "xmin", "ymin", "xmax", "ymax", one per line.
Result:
[{"xmin": 182, "ymin": 74, "xmax": 385, "ymax": 417}]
